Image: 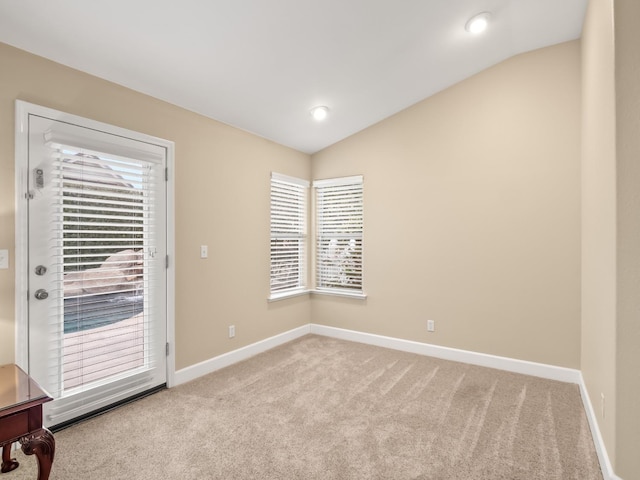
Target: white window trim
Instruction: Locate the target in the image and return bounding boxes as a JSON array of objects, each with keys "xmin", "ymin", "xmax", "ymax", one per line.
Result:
[
  {"xmin": 311, "ymin": 288, "xmax": 367, "ymax": 300},
  {"xmin": 269, "ymin": 172, "xmax": 310, "ymax": 300},
  {"xmin": 269, "ymin": 288, "xmax": 367, "ymax": 302},
  {"xmin": 312, "ymin": 175, "xmax": 365, "ymax": 298},
  {"xmin": 268, "ymin": 288, "xmax": 312, "ymax": 302},
  {"xmin": 313, "ymin": 175, "xmax": 363, "ymax": 188},
  {"xmin": 271, "ymin": 172, "xmax": 309, "ymax": 188}
]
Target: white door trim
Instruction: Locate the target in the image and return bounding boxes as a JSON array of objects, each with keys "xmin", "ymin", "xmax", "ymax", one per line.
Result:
[{"xmin": 14, "ymin": 100, "xmax": 176, "ymax": 389}]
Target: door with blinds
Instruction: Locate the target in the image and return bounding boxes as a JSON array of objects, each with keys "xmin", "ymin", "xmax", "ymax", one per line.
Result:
[{"xmin": 19, "ymin": 103, "xmax": 170, "ymax": 427}]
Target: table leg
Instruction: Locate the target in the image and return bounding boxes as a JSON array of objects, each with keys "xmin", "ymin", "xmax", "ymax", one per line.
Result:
[
  {"xmin": 20, "ymin": 428, "xmax": 55, "ymax": 480},
  {"xmin": 1, "ymin": 443, "xmax": 19, "ymax": 473}
]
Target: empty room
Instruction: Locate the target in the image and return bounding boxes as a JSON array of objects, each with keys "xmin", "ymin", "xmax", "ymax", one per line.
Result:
[{"xmin": 0, "ymin": 0, "xmax": 638, "ymax": 479}]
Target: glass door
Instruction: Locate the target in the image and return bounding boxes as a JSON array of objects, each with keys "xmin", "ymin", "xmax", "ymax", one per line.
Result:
[{"xmin": 22, "ymin": 107, "xmax": 168, "ymax": 427}]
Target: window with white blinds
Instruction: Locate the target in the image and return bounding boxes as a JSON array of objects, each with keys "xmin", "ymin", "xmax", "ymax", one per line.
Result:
[
  {"xmin": 270, "ymin": 173, "xmax": 309, "ymax": 296},
  {"xmin": 313, "ymin": 176, "xmax": 364, "ymax": 295},
  {"xmin": 45, "ymin": 133, "xmax": 165, "ymax": 397}
]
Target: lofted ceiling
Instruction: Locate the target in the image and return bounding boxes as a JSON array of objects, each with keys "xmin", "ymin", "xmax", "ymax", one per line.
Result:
[{"xmin": 0, "ymin": 0, "xmax": 587, "ymax": 154}]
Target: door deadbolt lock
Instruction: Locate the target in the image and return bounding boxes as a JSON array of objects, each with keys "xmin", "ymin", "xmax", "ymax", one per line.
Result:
[
  {"xmin": 35, "ymin": 265, "xmax": 47, "ymax": 276},
  {"xmin": 34, "ymin": 289, "xmax": 49, "ymax": 300}
]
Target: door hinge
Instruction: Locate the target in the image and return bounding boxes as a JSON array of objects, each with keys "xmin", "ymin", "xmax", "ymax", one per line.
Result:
[
  {"xmin": 165, "ymin": 255, "xmax": 169, "ymax": 269},
  {"xmin": 26, "ymin": 191, "xmax": 34, "ymax": 200},
  {"xmin": 165, "ymin": 167, "xmax": 169, "ymax": 182},
  {"xmin": 166, "ymin": 342, "xmax": 170, "ymax": 357}
]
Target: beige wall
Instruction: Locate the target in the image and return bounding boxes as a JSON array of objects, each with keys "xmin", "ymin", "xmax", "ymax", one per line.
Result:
[
  {"xmin": 613, "ymin": 0, "xmax": 640, "ymax": 476},
  {"xmin": 581, "ymin": 0, "xmax": 618, "ymax": 467},
  {"xmin": 582, "ymin": 0, "xmax": 640, "ymax": 475},
  {"xmin": 311, "ymin": 42, "xmax": 582, "ymax": 369},
  {"xmin": 0, "ymin": 42, "xmax": 311, "ymax": 370}
]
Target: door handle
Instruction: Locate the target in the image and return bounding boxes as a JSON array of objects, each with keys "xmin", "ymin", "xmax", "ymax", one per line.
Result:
[{"xmin": 34, "ymin": 289, "xmax": 49, "ymax": 300}]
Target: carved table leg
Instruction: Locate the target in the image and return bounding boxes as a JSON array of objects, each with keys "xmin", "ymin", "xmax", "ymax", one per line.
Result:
[
  {"xmin": 1, "ymin": 443, "xmax": 19, "ymax": 473},
  {"xmin": 20, "ymin": 428, "xmax": 55, "ymax": 480}
]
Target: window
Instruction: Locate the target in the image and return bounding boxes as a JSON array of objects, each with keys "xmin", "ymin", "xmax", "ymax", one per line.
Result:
[
  {"xmin": 314, "ymin": 176, "xmax": 364, "ymax": 296},
  {"xmin": 270, "ymin": 173, "xmax": 309, "ymax": 297}
]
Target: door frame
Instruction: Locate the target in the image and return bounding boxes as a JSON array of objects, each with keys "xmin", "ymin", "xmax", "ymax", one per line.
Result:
[{"xmin": 14, "ymin": 100, "xmax": 176, "ymax": 389}]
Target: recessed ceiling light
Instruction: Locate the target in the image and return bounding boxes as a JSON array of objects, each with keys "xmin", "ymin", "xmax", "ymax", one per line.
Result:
[
  {"xmin": 465, "ymin": 12, "xmax": 491, "ymax": 34},
  {"xmin": 310, "ymin": 105, "xmax": 329, "ymax": 121}
]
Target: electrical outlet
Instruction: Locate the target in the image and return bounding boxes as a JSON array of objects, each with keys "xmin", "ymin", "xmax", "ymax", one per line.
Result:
[
  {"xmin": 427, "ymin": 320, "xmax": 435, "ymax": 332},
  {"xmin": 200, "ymin": 245, "xmax": 208, "ymax": 259},
  {"xmin": 229, "ymin": 325, "xmax": 235, "ymax": 338},
  {"xmin": 0, "ymin": 250, "xmax": 8, "ymax": 269}
]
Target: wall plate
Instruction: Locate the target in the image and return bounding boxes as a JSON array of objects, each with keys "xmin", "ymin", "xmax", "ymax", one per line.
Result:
[{"xmin": 0, "ymin": 249, "xmax": 9, "ymax": 269}]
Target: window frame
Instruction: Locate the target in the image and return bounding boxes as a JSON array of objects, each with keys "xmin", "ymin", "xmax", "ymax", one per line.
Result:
[
  {"xmin": 313, "ymin": 175, "xmax": 366, "ymax": 299},
  {"xmin": 269, "ymin": 172, "xmax": 310, "ymax": 301}
]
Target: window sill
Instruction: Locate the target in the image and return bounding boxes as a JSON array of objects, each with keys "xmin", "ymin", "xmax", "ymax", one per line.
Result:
[
  {"xmin": 268, "ymin": 289, "xmax": 368, "ymax": 302},
  {"xmin": 268, "ymin": 289, "xmax": 311, "ymax": 302},
  {"xmin": 311, "ymin": 289, "xmax": 368, "ymax": 300}
]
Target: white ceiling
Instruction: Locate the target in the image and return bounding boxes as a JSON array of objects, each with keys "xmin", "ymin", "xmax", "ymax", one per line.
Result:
[{"xmin": 0, "ymin": 0, "xmax": 587, "ymax": 154}]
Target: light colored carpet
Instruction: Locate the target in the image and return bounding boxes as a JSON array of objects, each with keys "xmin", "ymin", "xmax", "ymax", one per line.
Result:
[{"xmin": 5, "ymin": 335, "xmax": 602, "ymax": 479}]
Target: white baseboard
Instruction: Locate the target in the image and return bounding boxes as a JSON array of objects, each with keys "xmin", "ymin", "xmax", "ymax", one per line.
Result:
[
  {"xmin": 175, "ymin": 323, "xmax": 581, "ymax": 387},
  {"xmin": 310, "ymin": 324, "xmax": 582, "ymax": 384},
  {"xmin": 173, "ymin": 324, "xmax": 310, "ymax": 385},
  {"xmin": 578, "ymin": 374, "xmax": 622, "ymax": 480}
]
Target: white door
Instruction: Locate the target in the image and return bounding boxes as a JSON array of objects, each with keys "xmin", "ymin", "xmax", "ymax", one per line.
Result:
[{"xmin": 17, "ymin": 102, "xmax": 170, "ymax": 427}]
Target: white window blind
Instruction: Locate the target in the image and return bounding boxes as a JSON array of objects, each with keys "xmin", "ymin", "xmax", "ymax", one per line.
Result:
[
  {"xmin": 270, "ymin": 173, "xmax": 309, "ymax": 295},
  {"xmin": 314, "ymin": 176, "xmax": 364, "ymax": 294},
  {"xmin": 46, "ymin": 136, "xmax": 164, "ymax": 397}
]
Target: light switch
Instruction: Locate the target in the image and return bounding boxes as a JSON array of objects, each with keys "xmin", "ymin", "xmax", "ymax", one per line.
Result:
[
  {"xmin": 0, "ymin": 250, "xmax": 8, "ymax": 269},
  {"xmin": 200, "ymin": 245, "xmax": 208, "ymax": 259}
]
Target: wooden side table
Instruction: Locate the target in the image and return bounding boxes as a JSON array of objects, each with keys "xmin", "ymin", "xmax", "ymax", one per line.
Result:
[{"xmin": 0, "ymin": 364, "xmax": 55, "ymax": 480}]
